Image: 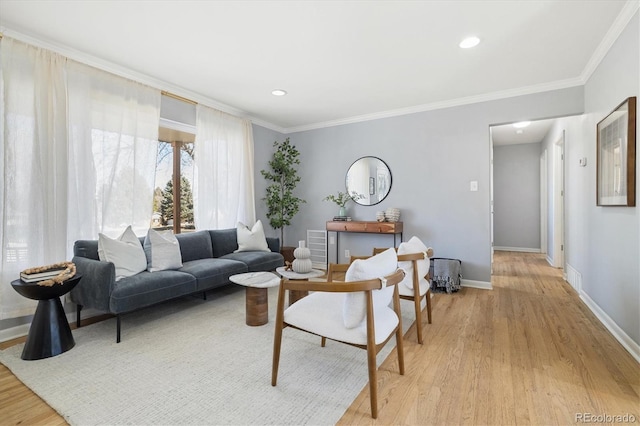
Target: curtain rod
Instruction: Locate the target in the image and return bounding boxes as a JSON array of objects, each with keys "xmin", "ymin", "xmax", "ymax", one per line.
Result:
[{"xmin": 161, "ymin": 90, "xmax": 197, "ymax": 106}]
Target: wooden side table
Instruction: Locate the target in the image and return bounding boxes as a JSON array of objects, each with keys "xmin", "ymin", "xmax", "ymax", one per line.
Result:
[
  {"xmin": 229, "ymin": 272, "xmax": 281, "ymax": 326},
  {"xmin": 326, "ymin": 220, "xmax": 403, "ymax": 265},
  {"xmin": 276, "ymin": 267, "xmax": 325, "ymax": 305},
  {"xmin": 11, "ymin": 275, "xmax": 81, "ymax": 360}
]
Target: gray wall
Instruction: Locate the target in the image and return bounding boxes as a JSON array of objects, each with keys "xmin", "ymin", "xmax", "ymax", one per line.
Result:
[
  {"xmin": 573, "ymin": 11, "xmax": 638, "ymax": 345},
  {"xmin": 254, "ymin": 87, "xmax": 584, "ymax": 284},
  {"xmin": 493, "ymin": 142, "xmax": 541, "ymax": 250}
]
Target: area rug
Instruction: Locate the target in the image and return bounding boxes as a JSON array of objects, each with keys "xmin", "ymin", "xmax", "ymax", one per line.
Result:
[{"xmin": 0, "ymin": 285, "xmax": 411, "ymax": 425}]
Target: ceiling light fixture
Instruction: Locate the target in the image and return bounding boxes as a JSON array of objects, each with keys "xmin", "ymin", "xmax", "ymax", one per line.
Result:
[
  {"xmin": 516, "ymin": 129, "xmax": 524, "ymax": 134},
  {"xmin": 513, "ymin": 121, "xmax": 531, "ymax": 128},
  {"xmin": 271, "ymin": 89, "xmax": 287, "ymax": 96},
  {"xmin": 459, "ymin": 36, "xmax": 480, "ymax": 49}
]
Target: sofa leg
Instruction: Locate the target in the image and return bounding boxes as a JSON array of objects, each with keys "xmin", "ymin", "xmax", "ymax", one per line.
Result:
[
  {"xmin": 116, "ymin": 315, "xmax": 121, "ymax": 343},
  {"xmin": 203, "ymin": 292, "xmax": 207, "ymax": 301},
  {"xmin": 76, "ymin": 305, "xmax": 82, "ymax": 328}
]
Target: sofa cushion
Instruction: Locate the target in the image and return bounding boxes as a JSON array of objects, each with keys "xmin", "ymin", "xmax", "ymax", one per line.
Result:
[
  {"xmin": 109, "ymin": 270, "xmax": 196, "ymax": 314},
  {"xmin": 175, "ymin": 230, "xmax": 214, "ymax": 262},
  {"xmin": 220, "ymin": 251, "xmax": 284, "ymax": 272},
  {"xmin": 179, "ymin": 258, "xmax": 248, "ymax": 292},
  {"xmin": 144, "ymin": 229, "xmax": 183, "ymax": 272},
  {"xmin": 98, "ymin": 226, "xmax": 147, "ymax": 281},
  {"xmin": 74, "ymin": 239, "xmax": 100, "ymax": 260},
  {"xmin": 209, "ymin": 228, "xmax": 239, "ymax": 258}
]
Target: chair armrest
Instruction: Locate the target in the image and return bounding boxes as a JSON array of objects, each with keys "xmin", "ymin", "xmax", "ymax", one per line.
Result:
[{"xmin": 69, "ymin": 256, "xmax": 116, "ymax": 313}]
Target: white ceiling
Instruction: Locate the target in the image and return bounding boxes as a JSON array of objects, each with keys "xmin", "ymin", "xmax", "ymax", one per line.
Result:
[
  {"xmin": 0, "ymin": 1, "xmax": 635, "ymax": 132},
  {"xmin": 491, "ymin": 119, "xmax": 555, "ymax": 146}
]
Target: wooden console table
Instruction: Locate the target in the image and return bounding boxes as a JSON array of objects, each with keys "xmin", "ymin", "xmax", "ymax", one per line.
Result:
[{"xmin": 326, "ymin": 221, "xmax": 403, "ymax": 265}]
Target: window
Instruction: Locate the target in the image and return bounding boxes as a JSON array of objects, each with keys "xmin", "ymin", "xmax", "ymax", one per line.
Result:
[{"xmin": 152, "ymin": 127, "xmax": 195, "ymax": 233}]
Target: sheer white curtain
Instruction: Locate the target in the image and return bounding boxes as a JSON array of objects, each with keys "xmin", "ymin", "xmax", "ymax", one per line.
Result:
[
  {"xmin": 0, "ymin": 38, "xmax": 69, "ymax": 318},
  {"xmin": 194, "ymin": 105, "xmax": 255, "ymax": 229},
  {"xmin": 66, "ymin": 61, "xmax": 161, "ymax": 240},
  {"xmin": 0, "ymin": 37, "xmax": 161, "ymax": 320}
]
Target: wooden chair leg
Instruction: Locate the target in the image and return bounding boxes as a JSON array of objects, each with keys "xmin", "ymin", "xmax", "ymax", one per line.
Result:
[
  {"xmin": 366, "ymin": 342, "xmax": 378, "ymax": 419},
  {"xmin": 272, "ymin": 282, "xmax": 286, "ymax": 386},
  {"xmin": 414, "ymin": 294, "xmax": 423, "ymax": 344},
  {"xmin": 321, "ymin": 337, "xmax": 327, "ymax": 347},
  {"xmin": 394, "ymin": 292, "xmax": 405, "ymax": 376},
  {"xmin": 426, "ymin": 289, "xmax": 432, "ymax": 324}
]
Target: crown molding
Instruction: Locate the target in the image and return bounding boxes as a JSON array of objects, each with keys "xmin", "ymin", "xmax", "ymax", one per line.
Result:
[
  {"xmin": 580, "ymin": 0, "xmax": 640, "ymax": 83},
  {"xmin": 283, "ymin": 77, "xmax": 584, "ymax": 134},
  {"xmin": 0, "ymin": 26, "xmax": 286, "ymax": 134}
]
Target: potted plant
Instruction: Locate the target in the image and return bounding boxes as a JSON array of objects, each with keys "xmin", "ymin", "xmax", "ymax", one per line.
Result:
[
  {"xmin": 261, "ymin": 138, "xmax": 306, "ymax": 253},
  {"xmin": 323, "ymin": 191, "xmax": 364, "ymax": 217}
]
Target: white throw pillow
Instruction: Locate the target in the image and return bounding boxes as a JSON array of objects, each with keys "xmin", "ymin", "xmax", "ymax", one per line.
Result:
[
  {"xmin": 98, "ymin": 226, "xmax": 147, "ymax": 281},
  {"xmin": 143, "ymin": 228, "xmax": 183, "ymax": 272},
  {"xmin": 397, "ymin": 236, "xmax": 432, "ymax": 294},
  {"xmin": 235, "ymin": 220, "xmax": 270, "ymax": 252},
  {"xmin": 342, "ymin": 248, "xmax": 398, "ymax": 329}
]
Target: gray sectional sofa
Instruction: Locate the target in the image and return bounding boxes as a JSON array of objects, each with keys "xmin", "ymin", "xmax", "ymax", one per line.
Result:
[{"xmin": 71, "ymin": 228, "xmax": 284, "ymax": 342}]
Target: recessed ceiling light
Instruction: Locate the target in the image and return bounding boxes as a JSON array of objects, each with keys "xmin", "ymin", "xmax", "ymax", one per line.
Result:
[
  {"xmin": 516, "ymin": 129, "xmax": 524, "ymax": 134},
  {"xmin": 459, "ymin": 36, "xmax": 480, "ymax": 49},
  {"xmin": 513, "ymin": 121, "xmax": 531, "ymax": 128},
  {"xmin": 271, "ymin": 89, "xmax": 287, "ymax": 96}
]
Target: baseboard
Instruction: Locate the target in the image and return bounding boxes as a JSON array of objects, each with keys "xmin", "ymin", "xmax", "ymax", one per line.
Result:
[
  {"xmin": 546, "ymin": 255, "xmax": 554, "ymax": 266},
  {"xmin": 579, "ymin": 290, "xmax": 640, "ymax": 363},
  {"xmin": 0, "ymin": 323, "xmax": 32, "ymax": 343},
  {"xmin": 461, "ymin": 279, "xmax": 492, "ymax": 290},
  {"xmin": 494, "ymin": 246, "xmax": 541, "ymax": 253},
  {"xmin": 0, "ymin": 307, "xmax": 103, "ymax": 343}
]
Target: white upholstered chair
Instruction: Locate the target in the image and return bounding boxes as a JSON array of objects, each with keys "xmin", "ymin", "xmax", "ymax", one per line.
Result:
[
  {"xmin": 374, "ymin": 237, "xmax": 434, "ymax": 344},
  {"xmin": 271, "ymin": 248, "xmax": 406, "ymax": 419}
]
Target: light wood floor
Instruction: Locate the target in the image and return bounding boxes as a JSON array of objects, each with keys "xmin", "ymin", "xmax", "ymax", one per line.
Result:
[
  {"xmin": 339, "ymin": 251, "xmax": 640, "ymax": 424},
  {"xmin": 1, "ymin": 252, "xmax": 638, "ymax": 425}
]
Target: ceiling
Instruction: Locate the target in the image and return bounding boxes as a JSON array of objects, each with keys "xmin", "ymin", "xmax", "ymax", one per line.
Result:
[
  {"xmin": 0, "ymin": 1, "xmax": 634, "ymax": 132},
  {"xmin": 491, "ymin": 119, "xmax": 555, "ymax": 146}
]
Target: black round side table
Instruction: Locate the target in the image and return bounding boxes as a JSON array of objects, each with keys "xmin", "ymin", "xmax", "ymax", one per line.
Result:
[{"xmin": 11, "ymin": 275, "xmax": 82, "ymax": 360}]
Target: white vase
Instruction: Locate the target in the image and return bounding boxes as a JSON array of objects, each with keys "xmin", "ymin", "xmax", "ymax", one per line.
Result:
[{"xmin": 292, "ymin": 240, "xmax": 312, "ymax": 273}]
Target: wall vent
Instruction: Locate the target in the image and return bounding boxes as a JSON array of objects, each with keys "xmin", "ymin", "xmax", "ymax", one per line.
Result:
[
  {"xmin": 307, "ymin": 230, "xmax": 327, "ymax": 270},
  {"xmin": 566, "ymin": 264, "xmax": 582, "ymax": 293}
]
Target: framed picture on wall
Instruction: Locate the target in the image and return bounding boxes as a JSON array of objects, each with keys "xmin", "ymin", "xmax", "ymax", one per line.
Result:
[{"xmin": 596, "ymin": 96, "xmax": 636, "ymax": 206}]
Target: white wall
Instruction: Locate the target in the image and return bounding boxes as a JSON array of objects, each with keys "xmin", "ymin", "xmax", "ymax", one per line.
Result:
[{"xmin": 493, "ymin": 142, "xmax": 541, "ymax": 251}]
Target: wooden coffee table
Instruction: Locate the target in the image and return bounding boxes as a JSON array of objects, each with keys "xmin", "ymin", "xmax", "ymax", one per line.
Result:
[
  {"xmin": 229, "ymin": 272, "xmax": 281, "ymax": 326},
  {"xmin": 275, "ymin": 267, "xmax": 325, "ymax": 305}
]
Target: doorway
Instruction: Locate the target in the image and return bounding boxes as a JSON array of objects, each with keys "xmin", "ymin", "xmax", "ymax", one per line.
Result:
[{"xmin": 551, "ymin": 133, "xmax": 565, "ymax": 270}]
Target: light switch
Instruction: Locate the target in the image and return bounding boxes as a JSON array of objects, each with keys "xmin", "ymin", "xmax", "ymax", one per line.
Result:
[{"xmin": 470, "ymin": 181, "xmax": 478, "ymax": 191}]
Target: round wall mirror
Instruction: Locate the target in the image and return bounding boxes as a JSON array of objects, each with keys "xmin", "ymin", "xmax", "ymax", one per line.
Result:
[{"xmin": 345, "ymin": 156, "xmax": 392, "ymax": 206}]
